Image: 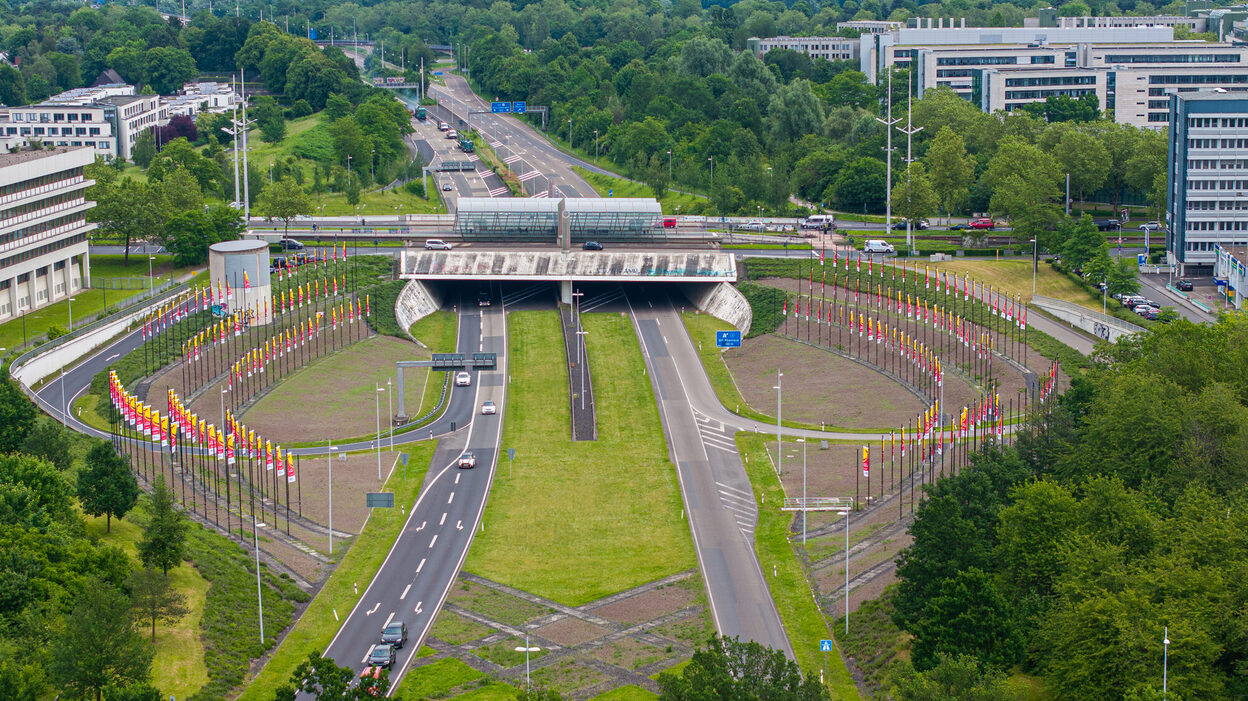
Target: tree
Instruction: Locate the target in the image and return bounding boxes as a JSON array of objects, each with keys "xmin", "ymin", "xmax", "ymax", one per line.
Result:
[
  {"xmin": 131, "ymin": 131, "xmax": 156, "ymax": 168},
  {"xmin": 0, "ymin": 453, "xmax": 76, "ymax": 530},
  {"xmin": 832, "ymin": 157, "xmax": 887, "ymax": 213},
  {"xmin": 345, "ymin": 179, "xmax": 361, "ymax": 206},
  {"xmin": 925, "ymin": 126, "xmax": 975, "ymax": 221},
  {"xmin": 768, "ymin": 79, "xmax": 825, "ymax": 143},
  {"xmin": 127, "ymin": 567, "xmax": 188, "ymax": 643},
  {"xmin": 259, "ymin": 179, "xmax": 313, "ymax": 236},
  {"xmin": 48, "ymin": 579, "xmax": 153, "ymax": 701},
  {"xmin": 1106, "ymin": 256, "xmax": 1140, "ymax": 298},
  {"xmin": 273, "ymin": 652, "xmax": 388, "ymax": 700},
  {"xmin": 891, "ymin": 162, "xmax": 939, "ymax": 231},
  {"xmin": 162, "ymin": 205, "xmax": 243, "ymax": 266},
  {"xmin": 1062, "ymin": 216, "xmax": 1106, "ymax": 272},
  {"xmin": 1053, "ymin": 130, "xmax": 1110, "ymax": 203},
  {"xmin": 657, "ymin": 635, "xmax": 827, "ymax": 700},
  {"xmin": 144, "ymin": 47, "xmax": 196, "ymax": 95},
  {"xmin": 0, "ymin": 64, "xmax": 28, "ymax": 106},
  {"xmin": 78, "ymin": 442, "xmax": 138, "ymax": 533},
  {"xmin": 21, "ymin": 417, "xmax": 73, "ymax": 471},
  {"xmin": 139, "ymin": 476, "xmax": 187, "ymax": 576},
  {"xmin": 156, "ymin": 165, "xmax": 203, "ymax": 214},
  {"xmin": 0, "ymin": 374, "xmax": 36, "ymax": 453},
  {"xmin": 895, "ymin": 654, "xmax": 1031, "ymax": 701},
  {"xmin": 908, "ymin": 568, "xmax": 1023, "ymax": 671}
]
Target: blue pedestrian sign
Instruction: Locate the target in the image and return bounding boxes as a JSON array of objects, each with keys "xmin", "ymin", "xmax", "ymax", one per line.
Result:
[
  {"xmin": 512, "ymin": 101, "xmax": 526, "ymax": 114},
  {"xmin": 491, "ymin": 101, "xmax": 511, "ymax": 113},
  {"xmin": 716, "ymin": 330, "xmax": 742, "ymax": 348},
  {"xmin": 820, "ymin": 639, "xmax": 834, "ymax": 652}
]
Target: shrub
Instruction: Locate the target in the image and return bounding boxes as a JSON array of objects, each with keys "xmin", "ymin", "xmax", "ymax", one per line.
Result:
[{"xmin": 46, "ymin": 324, "xmax": 69, "ymax": 340}]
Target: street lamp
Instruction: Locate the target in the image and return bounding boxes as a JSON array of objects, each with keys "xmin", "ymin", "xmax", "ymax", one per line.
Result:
[
  {"xmin": 1163, "ymin": 627, "xmax": 1170, "ymax": 699},
  {"xmin": 514, "ymin": 635, "xmax": 541, "ymax": 694},
  {"xmin": 328, "ymin": 443, "xmax": 338, "ymax": 554},
  {"xmin": 375, "ymin": 384, "xmax": 386, "ymax": 481},
  {"xmin": 708, "ymin": 156, "xmax": 714, "ymax": 184},
  {"xmin": 387, "ymin": 377, "xmax": 393, "ymax": 449},
  {"xmin": 773, "ymin": 372, "xmax": 783, "ymax": 476},
  {"xmin": 567, "ymin": 118, "xmax": 573, "ymax": 150},
  {"xmin": 1030, "ymin": 238, "xmax": 1038, "ymax": 298},
  {"xmin": 666, "ymin": 150, "xmax": 672, "ymax": 181},
  {"xmin": 594, "ymin": 129, "xmax": 599, "ymax": 159},
  {"xmin": 370, "ymin": 148, "xmax": 376, "ymax": 183},
  {"xmin": 347, "ymin": 154, "xmax": 353, "ymax": 185},
  {"xmin": 797, "ymin": 438, "xmax": 807, "ymax": 544},
  {"xmin": 148, "ymin": 255, "xmax": 156, "ymax": 291},
  {"xmin": 66, "ymin": 296, "xmax": 76, "ymax": 332}
]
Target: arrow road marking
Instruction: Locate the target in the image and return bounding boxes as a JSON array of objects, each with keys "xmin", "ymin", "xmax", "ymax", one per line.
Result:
[
  {"xmin": 456, "ymin": 520, "xmax": 464, "ymax": 531},
  {"xmin": 400, "ymin": 584, "xmax": 411, "ymax": 600},
  {"xmin": 416, "ymin": 558, "xmax": 425, "ymax": 574},
  {"xmin": 415, "ymin": 601, "xmax": 423, "ymax": 615},
  {"xmin": 365, "ymin": 602, "xmax": 380, "ymax": 616},
  {"xmin": 429, "ymin": 534, "xmax": 438, "ymax": 548},
  {"xmin": 414, "ymin": 521, "xmax": 426, "ymax": 532},
  {"xmin": 440, "ymin": 512, "xmax": 447, "ymax": 526},
  {"xmin": 106, "ymin": 353, "xmax": 119, "ymax": 361}
]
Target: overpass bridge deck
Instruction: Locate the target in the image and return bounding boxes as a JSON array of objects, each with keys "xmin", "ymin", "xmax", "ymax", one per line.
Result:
[{"xmin": 399, "ymin": 250, "xmax": 737, "ymax": 283}]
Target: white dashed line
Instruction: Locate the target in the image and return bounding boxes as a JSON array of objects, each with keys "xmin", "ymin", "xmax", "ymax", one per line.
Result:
[
  {"xmin": 448, "ymin": 492, "xmax": 455, "ymax": 504},
  {"xmin": 416, "ymin": 558, "xmax": 426, "ymax": 574},
  {"xmin": 400, "ymin": 584, "xmax": 411, "ymax": 600},
  {"xmin": 429, "ymin": 534, "xmax": 438, "ymax": 548},
  {"xmin": 440, "ymin": 512, "xmax": 447, "ymax": 526}
]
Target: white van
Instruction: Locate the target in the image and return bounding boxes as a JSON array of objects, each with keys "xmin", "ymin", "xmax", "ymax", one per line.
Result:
[
  {"xmin": 863, "ymin": 240, "xmax": 895, "ymax": 254},
  {"xmin": 802, "ymin": 214, "xmax": 835, "ymax": 230},
  {"xmin": 424, "ymin": 239, "xmax": 452, "ymax": 250}
]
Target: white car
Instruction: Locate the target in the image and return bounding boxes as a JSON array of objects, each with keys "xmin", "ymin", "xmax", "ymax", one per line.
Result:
[
  {"xmin": 457, "ymin": 451, "xmax": 476, "ymax": 469},
  {"xmin": 739, "ymin": 221, "xmax": 765, "ymax": 232},
  {"xmin": 481, "ymin": 400, "xmax": 496, "ymax": 415},
  {"xmin": 1138, "ymin": 221, "xmax": 1162, "ymax": 232},
  {"xmin": 424, "ymin": 239, "xmax": 451, "ymax": 250},
  {"xmin": 455, "ymin": 371, "xmax": 471, "ymax": 387}
]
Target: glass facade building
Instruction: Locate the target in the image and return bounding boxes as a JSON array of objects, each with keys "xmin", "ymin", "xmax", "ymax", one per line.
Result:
[{"xmin": 453, "ymin": 198, "xmax": 667, "ymax": 243}]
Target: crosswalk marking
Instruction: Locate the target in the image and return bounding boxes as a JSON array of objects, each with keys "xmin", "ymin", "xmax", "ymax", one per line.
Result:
[{"xmin": 488, "ymin": 186, "xmax": 510, "ymax": 197}]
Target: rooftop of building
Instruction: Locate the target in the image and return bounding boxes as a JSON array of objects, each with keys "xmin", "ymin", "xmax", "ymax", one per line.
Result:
[
  {"xmin": 1175, "ymin": 88, "xmax": 1248, "ymax": 101},
  {"xmin": 0, "ymin": 145, "xmax": 88, "ymax": 167},
  {"xmin": 1220, "ymin": 245, "xmax": 1248, "ymax": 266},
  {"xmin": 96, "ymin": 94, "xmax": 151, "ymax": 106}
]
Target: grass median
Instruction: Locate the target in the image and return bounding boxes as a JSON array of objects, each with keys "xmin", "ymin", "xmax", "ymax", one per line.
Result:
[
  {"xmin": 735, "ymin": 433, "xmax": 861, "ymax": 700},
  {"xmin": 236, "ymin": 446, "xmax": 435, "ymax": 701},
  {"xmin": 464, "ymin": 310, "xmax": 694, "ymax": 605},
  {"xmin": 573, "ymin": 167, "xmax": 707, "ymax": 214}
]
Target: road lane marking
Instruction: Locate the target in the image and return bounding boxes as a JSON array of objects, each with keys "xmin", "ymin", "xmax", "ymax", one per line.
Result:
[
  {"xmin": 383, "ymin": 612, "xmax": 395, "ymax": 628},
  {"xmin": 416, "ymin": 558, "xmax": 426, "ymax": 573},
  {"xmin": 456, "ymin": 520, "xmax": 463, "ymax": 531},
  {"xmin": 448, "ymin": 492, "xmax": 455, "ymax": 504},
  {"xmin": 400, "ymin": 584, "xmax": 411, "ymax": 600},
  {"xmin": 106, "ymin": 353, "xmax": 119, "ymax": 361},
  {"xmin": 414, "ymin": 520, "xmax": 426, "ymax": 532},
  {"xmin": 440, "ymin": 512, "xmax": 447, "ymax": 526},
  {"xmin": 429, "ymin": 534, "xmax": 438, "ymax": 548},
  {"xmin": 455, "ymin": 472, "xmax": 461, "ymax": 484},
  {"xmin": 415, "ymin": 601, "xmax": 424, "ymax": 615},
  {"xmin": 366, "ymin": 602, "xmax": 380, "ymax": 616}
]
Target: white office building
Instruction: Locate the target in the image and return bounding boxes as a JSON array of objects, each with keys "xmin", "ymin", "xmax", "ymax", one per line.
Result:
[
  {"xmin": 165, "ymin": 81, "xmax": 241, "ymax": 118},
  {"xmin": 746, "ymin": 36, "xmax": 858, "ymax": 62},
  {"xmin": 0, "ymin": 83, "xmax": 165, "ymax": 161},
  {"xmin": 0, "ymin": 145, "xmax": 96, "ymax": 323},
  {"xmin": 1166, "ymin": 91, "xmax": 1248, "ymax": 274}
]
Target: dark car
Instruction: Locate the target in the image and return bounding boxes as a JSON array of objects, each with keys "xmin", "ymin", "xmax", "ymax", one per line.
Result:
[
  {"xmin": 891, "ymin": 219, "xmax": 928, "ymax": 230},
  {"xmin": 477, "ymin": 290, "xmax": 491, "ymax": 307},
  {"xmin": 1177, "ymin": 279, "xmax": 1194, "ymax": 291},
  {"xmin": 270, "ymin": 257, "xmax": 286, "ymax": 272},
  {"xmin": 279, "ymin": 238, "xmax": 304, "ymax": 250},
  {"xmin": 381, "ymin": 621, "xmax": 408, "ymax": 648},
  {"xmin": 949, "ymin": 223, "xmax": 968, "ymax": 231},
  {"xmin": 583, "ymin": 241, "xmax": 603, "ymax": 251},
  {"xmin": 368, "ymin": 644, "xmax": 395, "ymax": 669}
]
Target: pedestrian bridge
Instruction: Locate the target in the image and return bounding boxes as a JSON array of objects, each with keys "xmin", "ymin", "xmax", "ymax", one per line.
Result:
[{"xmin": 399, "ymin": 250, "xmax": 736, "ymax": 283}]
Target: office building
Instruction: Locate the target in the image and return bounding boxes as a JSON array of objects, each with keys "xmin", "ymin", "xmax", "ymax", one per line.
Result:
[
  {"xmin": 0, "ymin": 83, "xmax": 165, "ymax": 161},
  {"xmin": 1166, "ymin": 91, "xmax": 1248, "ymax": 274},
  {"xmin": 1214, "ymin": 244, "xmax": 1248, "ymax": 308},
  {"xmin": 836, "ymin": 20, "xmax": 904, "ymax": 35},
  {"xmin": 165, "ymin": 81, "xmax": 241, "ymax": 119},
  {"xmin": 0, "ymin": 145, "xmax": 96, "ymax": 323},
  {"xmin": 746, "ymin": 36, "xmax": 858, "ymax": 62}
]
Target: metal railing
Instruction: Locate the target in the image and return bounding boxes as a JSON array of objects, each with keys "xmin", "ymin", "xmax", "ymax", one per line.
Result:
[{"xmin": 1030, "ymin": 294, "xmax": 1146, "ymax": 334}]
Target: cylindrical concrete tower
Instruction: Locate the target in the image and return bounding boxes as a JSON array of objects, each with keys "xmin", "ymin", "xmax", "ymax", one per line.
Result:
[{"xmin": 208, "ymin": 239, "xmax": 272, "ymax": 325}]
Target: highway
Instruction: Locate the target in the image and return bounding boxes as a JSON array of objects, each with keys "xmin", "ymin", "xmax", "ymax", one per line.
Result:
[{"xmin": 319, "ymin": 299, "xmax": 507, "ymax": 692}]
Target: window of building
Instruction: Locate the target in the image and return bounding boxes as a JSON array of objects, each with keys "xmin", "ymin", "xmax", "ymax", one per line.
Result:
[{"xmin": 1105, "ymin": 53, "xmax": 1241, "ymax": 63}]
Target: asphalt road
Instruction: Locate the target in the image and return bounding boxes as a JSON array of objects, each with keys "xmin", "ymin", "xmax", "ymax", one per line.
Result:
[
  {"xmin": 319, "ymin": 300, "xmax": 507, "ymax": 693},
  {"xmin": 621, "ymin": 286, "xmax": 793, "ymax": 657}
]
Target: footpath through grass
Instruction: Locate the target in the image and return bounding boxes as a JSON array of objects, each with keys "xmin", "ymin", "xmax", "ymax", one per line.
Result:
[
  {"xmin": 465, "ymin": 311, "xmax": 694, "ymax": 606},
  {"xmin": 736, "ymin": 433, "xmax": 862, "ymax": 701},
  {"xmin": 236, "ymin": 445, "xmax": 435, "ymax": 701}
]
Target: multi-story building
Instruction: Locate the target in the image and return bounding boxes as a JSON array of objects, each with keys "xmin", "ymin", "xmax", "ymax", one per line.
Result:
[
  {"xmin": 1026, "ymin": 12, "xmax": 1207, "ymax": 33},
  {"xmin": 0, "ymin": 83, "xmax": 165, "ymax": 161},
  {"xmin": 0, "ymin": 145, "xmax": 96, "ymax": 323},
  {"xmin": 836, "ymin": 20, "xmax": 903, "ymax": 35},
  {"xmin": 1214, "ymin": 244, "xmax": 1248, "ymax": 308},
  {"xmin": 165, "ymin": 81, "xmax": 241, "ymax": 119},
  {"xmin": 746, "ymin": 36, "xmax": 858, "ymax": 62},
  {"xmin": 1166, "ymin": 91, "xmax": 1248, "ymax": 274}
]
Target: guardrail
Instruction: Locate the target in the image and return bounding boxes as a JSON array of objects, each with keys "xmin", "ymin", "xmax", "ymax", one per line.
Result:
[{"xmin": 1031, "ymin": 293, "xmax": 1145, "ymax": 342}]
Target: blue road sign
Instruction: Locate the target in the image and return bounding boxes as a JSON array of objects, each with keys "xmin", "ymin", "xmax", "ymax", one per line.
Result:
[
  {"xmin": 608, "ymin": 189, "xmax": 614, "ymax": 197},
  {"xmin": 508, "ymin": 449, "xmax": 516, "ymax": 460},
  {"xmin": 513, "ymin": 101, "xmax": 526, "ymax": 114},
  {"xmin": 491, "ymin": 101, "xmax": 511, "ymax": 113},
  {"xmin": 820, "ymin": 639, "xmax": 834, "ymax": 652},
  {"xmin": 716, "ymin": 330, "xmax": 742, "ymax": 348},
  {"xmin": 433, "ymin": 71, "xmax": 443, "ymax": 76}
]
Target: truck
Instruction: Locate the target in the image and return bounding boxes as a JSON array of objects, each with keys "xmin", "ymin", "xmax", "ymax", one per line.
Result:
[
  {"xmin": 459, "ymin": 138, "xmax": 475, "ymax": 153},
  {"xmin": 414, "ymin": 106, "xmax": 427, "ymax": 120}
]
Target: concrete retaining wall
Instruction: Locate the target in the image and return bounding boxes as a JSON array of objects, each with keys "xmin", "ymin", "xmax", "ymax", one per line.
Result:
[
  {"xmin": 395, "ymin": 279, "xmax": 443, "ymax": 343},
  {"xmin": 1030, "ymin": 294, "xmax": 1144, "ymax": 343},
  {"xmin": 13, "ymin": 306, "xmax": 145, "ymax": 388},
  {"xmin": 682, "ymin": 282, "xmax": 752, "ymax": 336}
]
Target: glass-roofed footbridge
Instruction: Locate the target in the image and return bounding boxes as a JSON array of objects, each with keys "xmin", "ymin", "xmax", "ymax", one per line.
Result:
[{"xmin": 453, "ymin": 197, "xmax": 696, "ymax": 243}]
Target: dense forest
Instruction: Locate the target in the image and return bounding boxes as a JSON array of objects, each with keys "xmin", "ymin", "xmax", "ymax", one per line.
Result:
[{"xmin": 881, "ymin": 315, "xmax": 1248, "ymax": 700}]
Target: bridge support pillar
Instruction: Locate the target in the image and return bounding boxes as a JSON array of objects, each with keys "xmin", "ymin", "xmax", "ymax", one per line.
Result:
[{"xmin": 559, "ymin": 279, "xmax": 573, "ymax": 305}]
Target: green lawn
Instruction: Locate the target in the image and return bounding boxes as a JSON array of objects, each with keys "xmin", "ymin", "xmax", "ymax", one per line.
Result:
[
  {"xmin": 85, "ymin": 511, "xmax": 210, "ymax": 700},
  {"xmin": 392, "ymin": 658, "xmax": 483, "ymax": 700},
  {"xmin": 465, "ymin": 311, "xmax": 695, "ymax": 605},
  {"xmin": 409, "ymin": 310, "xmax": 460, "ymax": 419},
  {"xmin": 574, "ymin": 168, "xmax": 707, "ymax": 214},
  {"xmin": 593, "ymin": 685, "xmax": 659, "ymax": 700},
  {"xmin": 235, "ymin": 445, "xmax": 435, "ymax": 701},
  {"xmin": 735, "ymin": 433, "xmax": 861, "ymax": 700}
]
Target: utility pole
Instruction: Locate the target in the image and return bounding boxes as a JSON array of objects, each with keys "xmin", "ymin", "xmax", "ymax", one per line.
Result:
[
  {"xmin": 876, "ymin": 70, "xmax": 900, "ymax": 235},
  {"xmin": 897, "ymin": 74, "xmax": 923, "ymax": 255}
]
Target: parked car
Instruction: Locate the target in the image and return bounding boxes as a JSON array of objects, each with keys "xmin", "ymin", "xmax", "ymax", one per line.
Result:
[
  {"xmin": 381, "ymin": 621, "xmax": 408, "ymax": 648},
  {"xmin": 739, "ymin": 221, "xmax": 765, "ymax": 232},
  {"xmin": 424, "ymin": 239, "xmax": 452, "ymax": 250},
  {"xmin": 968, "ymin": 218, "xmax": 995, "ymax": 230},
  {"xmin": 1135, "ymin": 304, "xmax": 1159, "ymax": 317},
  {"xmin": 458, "ymin": 451, "xmax": 477, "ymax": 469},
  {"xmin": 481, "ymin": 400, "xmax": 496, "ymax": 415},
  {"xmin": 368, "ymin": 644, "xmax": 396, "ymax": 669},
  {"xmin": 270, "ymin": 257, "xmax": 286, "ymax": 272},
  {"xmin": 455, "ymin": 371, "xmax": 471, "ymax": 387},
  {"xmin": 582, "ymin": 241, "xmax": 603, "ymax": 251},
  {"xmin": 1138, "ymin": 221, "xmax": 1162, "ymax": 232},
  {"xmin": 1177, "ymin": 279, "xmax": 1194, "ymax": 291},
  {"xmin": 1140, "ymin": 307, "xmax": 1161, "ymax": 320},
  {"xmin": 863, "ymin": 239, "xmax": 895, "ymax": 254},
  {"xmin": 278, "ymin": 238, "xmax": 304, "ymax": 250},
  {"xmin": 949, "ymin": 223, "xmax": 968, "ymax": 231}
]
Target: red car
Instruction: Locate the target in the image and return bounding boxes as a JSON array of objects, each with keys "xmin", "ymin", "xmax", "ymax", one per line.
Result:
[{"xmin": 968, "ymin": 218, "xmax": 995, "ymax": 230}]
